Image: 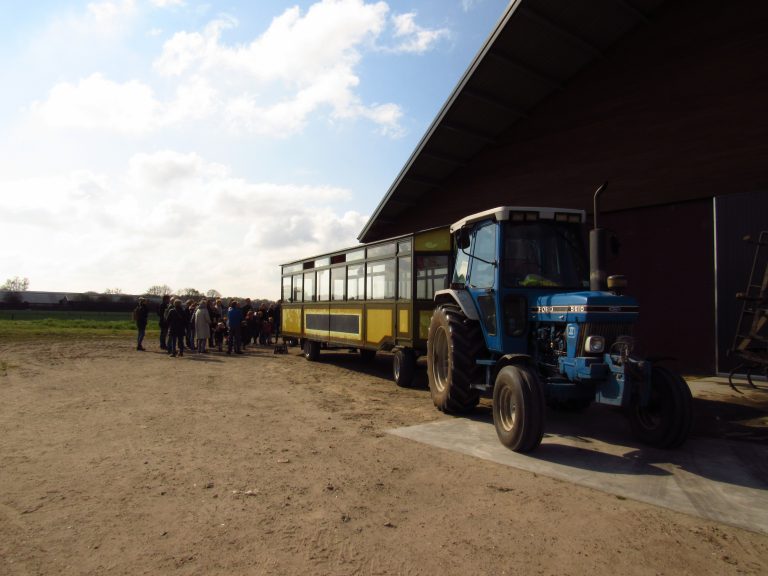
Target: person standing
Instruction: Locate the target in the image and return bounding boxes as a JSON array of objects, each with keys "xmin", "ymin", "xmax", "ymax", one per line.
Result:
[
  {"xmin": 134, "ymin": 297, "xmax": 149, "ymax": 351},
  {"xmin": 166, "ymin": 299, "xmax": 186, "ymax": 357},
  {"xmin": 226, "ymin": 300, "xmax": 243, "ymax": 355},
  {"xmin": 185, "ymin": 300, "xmax": 196, "ymax": 351},
  {"xmin": 271, "ymin": 300, "xmax": 282, "ymax": 344},
  {"xmin": 194, "ymin": 299, "xmax": 211, "ymax": 353},
  {"xmin": 158, "ymin": 294, "xmax": 171, "ymax": 350}
]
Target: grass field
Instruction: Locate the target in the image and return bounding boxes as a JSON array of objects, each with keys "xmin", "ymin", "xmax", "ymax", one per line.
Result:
[{"xmin": 0, "ymin": 310, "xmax": 159, "ymax": 339}]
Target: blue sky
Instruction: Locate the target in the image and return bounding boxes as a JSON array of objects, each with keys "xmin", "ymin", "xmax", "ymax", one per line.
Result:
[{"xmin": 0, "ymin": 0, "xmax": 508, "ymax": 298}]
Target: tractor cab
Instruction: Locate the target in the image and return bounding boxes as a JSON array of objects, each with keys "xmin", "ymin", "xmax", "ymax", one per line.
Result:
[{"xmin": 446, "ymin": 206, "xmax": 590, "ymax": 355}]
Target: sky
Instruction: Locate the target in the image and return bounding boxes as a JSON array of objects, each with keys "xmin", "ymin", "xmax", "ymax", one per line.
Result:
[{"xmin": 0, "ymin": 0, "xmax": 509, "ymax": 299}]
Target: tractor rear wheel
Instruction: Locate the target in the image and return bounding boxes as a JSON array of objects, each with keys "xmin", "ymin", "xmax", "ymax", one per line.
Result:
[
  {"xmin": 427, "ymin": 305, "xmax": 481, "ymax": 413},
  {"xmin": 303, "ymin": 339, "xmax": 320, "ymax": 361},
  {"xmin": 629, "ymin": 366, "xmax": 693, "ymax": 448},
  {"xmin": 393, "ymin": 348, "xmax": 416, "ymax": 388},
  {"xmin": 492, "ymin": 364, "xmax": 546, "ymax": 452}
]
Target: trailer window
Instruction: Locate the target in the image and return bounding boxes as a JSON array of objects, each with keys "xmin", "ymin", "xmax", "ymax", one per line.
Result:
[
  {"xmin": 398, "ymin": 256, "xmax": 412, "ymax": 300},
  {"xmin": 317, "ymin": 269, "xmax": 330, "ymax": 301},
  {"xmin": 366, "ymin": 259, "xmax": 395, "ymax": 300},
  {"xmin": 347, "ymin": 264, "xmax": 364, "ymax": 300},
  {"xmin": 292, "ymin": 274, "xmax": 302, "ymax": 302},
  {"xmin": 367, "ymin": 243, "xmax": 396, "ymax": 259},
  {"xmin": 416, "ymin": 255, "xmax": 449, "ymax": 299},
  {"xmin": 331, "ymin": 267, "xmax": 345, "ymax": 301},
  {"xmin": 303, "ymin": 272, "xmax": 315, "ymax": 302},
  {"xmin": 282, "ymin": 276, "xmax": 291, "ymax": 302}
]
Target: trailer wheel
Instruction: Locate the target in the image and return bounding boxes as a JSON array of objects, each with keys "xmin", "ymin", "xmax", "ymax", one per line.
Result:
[
  {"xmin": 629, "ymin": 366, "xmax": 693, "ymax": 448},
  {"xmin": 427, "ymin": 305, "xmax": 481, "ymax": 413},
  {"xmin": 303, "ymin": 339, "xmax": 320, "ymax": 362},
  {"xmin": 393, "ymin": 349, "xmax": 416, "ymax": 388},
  {"xmin": 492, "ymin": 364, "xmax": 546, "ymax": 452}
]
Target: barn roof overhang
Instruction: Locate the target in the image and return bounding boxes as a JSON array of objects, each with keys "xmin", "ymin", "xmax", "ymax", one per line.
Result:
[{"xmin": 358, "ymin": 0, "xmax": 669, "ymax": 243}]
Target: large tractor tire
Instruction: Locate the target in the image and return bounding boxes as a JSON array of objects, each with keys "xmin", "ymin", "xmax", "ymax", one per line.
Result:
[
  {"xmin": 393, "ymin": 348, "xmax": 416, "ymax": 388},
  {"xmin": 492, "ymin": 364, "xmax": 546, "ymax": 452},
  {"xmin": 303, "ymin": 339, "xmax": 320, "ymax": 361},
  {"xmin": 629, "ymin": 366, "xmax": 693, "ymax": 449},
  {"xmin": 427, "ymin": 305, "xmax": 482, "ymax": 413}
]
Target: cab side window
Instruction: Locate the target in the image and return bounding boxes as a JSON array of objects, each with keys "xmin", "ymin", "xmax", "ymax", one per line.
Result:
[{"xmin": 469, "ymin": 223, "xmax": 496, "ymax": 288}]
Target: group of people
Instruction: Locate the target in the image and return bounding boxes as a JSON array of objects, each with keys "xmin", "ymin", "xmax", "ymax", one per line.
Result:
[{"xmin": 134, "ymin": 296, "xmax": 282, "ymax": 357}]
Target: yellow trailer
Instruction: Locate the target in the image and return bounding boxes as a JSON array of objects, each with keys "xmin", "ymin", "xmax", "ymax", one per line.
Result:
[{"xmin": 279, "ymin": 227, "xmax": 450, "ymax": 386}]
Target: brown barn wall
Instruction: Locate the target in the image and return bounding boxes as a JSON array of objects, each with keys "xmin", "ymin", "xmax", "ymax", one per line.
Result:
[
  {"xmin": 393, "ymin": 0, "xmax": 768, "ymax": 234},
  {"xmin": 384, "ymin": 0, "xmax": 767, "ymax": 372},
  {"xmin": 599, "ymin": 199, "xmax": 715, "ymax": 375}
]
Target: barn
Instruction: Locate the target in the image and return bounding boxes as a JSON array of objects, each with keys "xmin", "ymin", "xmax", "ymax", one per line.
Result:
[{"xmin": 358, "ymin": 0, "xmax": 768, "ymax": 375}]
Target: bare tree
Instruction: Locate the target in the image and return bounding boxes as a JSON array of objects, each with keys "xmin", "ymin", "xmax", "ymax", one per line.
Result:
[
  {"xmin": 104, "ymin": 288, "xmax": 123, "ymax": 295},
  {"xmin": 1, "ymin": 277, "xmax": 29, "ymax": 291},
  {"xmin": 206, "ymin": 289, "xmax": 221, "ymax": 298},
  {"xmin": 178, "ymin": 288, "xmax": 202, "ymax": 298},
  {"xmin": 146, "ymin": 284, "xmax": 173, "ymax": 296}
]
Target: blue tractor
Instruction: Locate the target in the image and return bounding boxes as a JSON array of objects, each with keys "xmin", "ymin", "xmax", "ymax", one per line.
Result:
[{"xmin": 427, "ymin": 191, "xmax": 693, "ymax": 452}]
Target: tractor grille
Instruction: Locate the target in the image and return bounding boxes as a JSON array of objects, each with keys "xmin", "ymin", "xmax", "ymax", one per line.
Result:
[{"xmin": 577, "ymin": 322, "xmax": 635, "ymax": 356}]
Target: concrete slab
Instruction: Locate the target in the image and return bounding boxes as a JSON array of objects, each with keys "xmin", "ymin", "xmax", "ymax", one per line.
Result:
[{"xmin": 388, "ymin": 381, "xmax": 768, "ymax": 535}]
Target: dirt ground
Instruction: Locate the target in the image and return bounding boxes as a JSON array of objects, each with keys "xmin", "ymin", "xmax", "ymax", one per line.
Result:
[{"xmin": 1, "ymin": 338, "xmax": 767, "ymax": 576}]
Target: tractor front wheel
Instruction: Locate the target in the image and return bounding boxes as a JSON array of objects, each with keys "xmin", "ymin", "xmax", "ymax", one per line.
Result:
[
  {"xmin": 629, "ymin": 366, "xmax": 693, "ymax": 448},
  {"xmin": 492, "ymin": 364, "xmax": 546, "ymax": 452},
  {"xmin": 427, "ymin": 305, "xmax": 481, "ymax": 413}
]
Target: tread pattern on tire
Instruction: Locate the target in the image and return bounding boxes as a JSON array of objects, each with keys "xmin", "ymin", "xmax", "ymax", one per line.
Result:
[
  {"xmin": 393, "ymin": 348, "xmax": 416, "ymax": 388},
  {"xmin": 630, "ymin": 365, "xmax": 692, "ymax": 448},
  {"xmin": 428, "ymin": 305, "xmax": 483, "ymax": 413},
  {"xmin": 493, "ymin": 363, "xmax": 545, "ymax": 452}
]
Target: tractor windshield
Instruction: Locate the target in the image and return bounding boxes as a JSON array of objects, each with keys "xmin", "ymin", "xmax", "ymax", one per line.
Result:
[{"xmin": 501, "ymin": 221, "xmax": 588, "ymax": 289}]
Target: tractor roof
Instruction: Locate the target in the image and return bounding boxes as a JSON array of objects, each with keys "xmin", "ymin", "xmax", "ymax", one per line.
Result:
[{"xmin": 449, "ymin": 206, "xmax": 585, "ymax": 233}]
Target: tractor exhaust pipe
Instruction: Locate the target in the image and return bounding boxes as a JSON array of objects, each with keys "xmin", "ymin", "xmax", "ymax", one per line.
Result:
[{"xmin": 589, "ymin": 182, "xmax": 609, "ymax": 291}]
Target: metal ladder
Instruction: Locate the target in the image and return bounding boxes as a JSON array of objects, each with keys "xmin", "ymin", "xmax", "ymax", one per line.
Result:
[{"xmin": 728, "ymin": 231, "xmax": 768, "ymax": 390}]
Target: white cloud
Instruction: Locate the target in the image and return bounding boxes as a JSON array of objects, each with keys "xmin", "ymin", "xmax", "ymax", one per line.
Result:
[
  {"xmin": 87, "ymin": 0, "xmax": 137, "ymax": 23},
  {"xmin": 0, "ymin": 151, "xmax": 366, "ymax": 296},
  {"xmin": 28, "ymin": 1, "xmax": 451, "ymax": 138},
  {"xmin": 150, "ymin": 0, "xmax": 185, "ymax": 7},
  {"xmin": 153, "ymin": 2, "xmax": 401, "ymax": 137},
  {"xmin": 29, "ymin": 74, "xmax": 161, "ymax": 135},
  {"xmin": 391, "ymin": 12, "xmax": 449, "ymax": 54},
  {"xmin": 28, "ymin": 73, "xmax": 218, "ymax": 135}
]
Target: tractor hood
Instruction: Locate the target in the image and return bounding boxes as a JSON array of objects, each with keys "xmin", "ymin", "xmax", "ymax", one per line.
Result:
[{"xmin": 531, "ymin": 291, "xmax": 639, "ymax": 324}]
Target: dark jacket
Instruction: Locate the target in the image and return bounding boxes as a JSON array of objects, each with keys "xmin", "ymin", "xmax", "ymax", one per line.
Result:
[
  {"xmin": 158, "ymin": 299, "xmax": 170, "ymax": 326},
  {"xmin": 134, "ymin": 303, "xmax": 149, "ymax": 328},
  {"xmin": 167, "ymin": 306, "xmax": 187, "ymax": 334}
]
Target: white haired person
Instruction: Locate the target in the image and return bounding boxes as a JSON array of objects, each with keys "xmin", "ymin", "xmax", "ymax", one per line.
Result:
[{"xmin": 194, "ymin": 299, "xmax": 211, "ymax": 353}]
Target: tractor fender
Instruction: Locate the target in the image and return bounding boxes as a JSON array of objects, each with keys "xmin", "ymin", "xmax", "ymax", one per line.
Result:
[
  {"xmin": 433, "ymin": 289, "xmax": 480, "ymax": 321},
  {"xmin": 492, "ymin": 353, "xmax": 534, "ymax": 383}
]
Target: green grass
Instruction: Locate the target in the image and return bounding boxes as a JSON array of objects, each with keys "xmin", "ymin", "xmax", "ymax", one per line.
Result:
[{"xmin": 0, "ymin": 310, "xmax": 160, "ymax": 340}]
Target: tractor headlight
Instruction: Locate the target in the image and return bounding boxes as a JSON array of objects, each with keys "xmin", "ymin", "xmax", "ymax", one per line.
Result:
[{"xmin": 584, "ymin": 335, "xmax": 605, "ymax": 354}]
